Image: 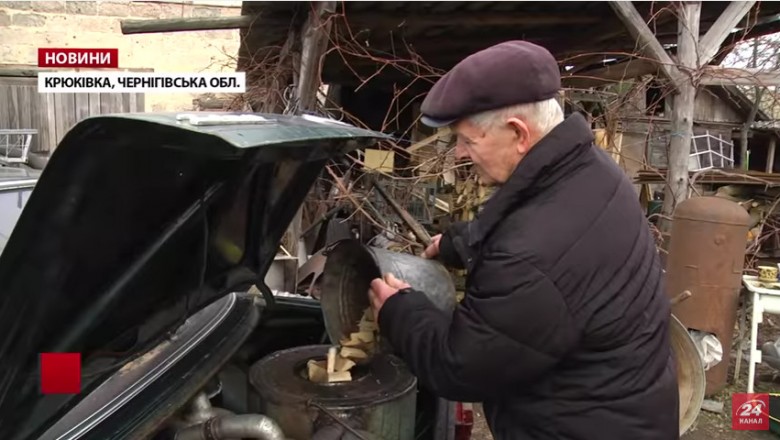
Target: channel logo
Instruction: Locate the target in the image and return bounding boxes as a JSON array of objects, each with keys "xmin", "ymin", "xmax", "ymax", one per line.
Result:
[{"xmin": 732, "ymin": 393, "xmax": 769, "ymax": 430}]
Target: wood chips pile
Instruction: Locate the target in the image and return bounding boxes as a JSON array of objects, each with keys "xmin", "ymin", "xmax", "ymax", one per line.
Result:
[{"xmin": 308, "ymin": 307, "xmax": 378, "ymax": 383}]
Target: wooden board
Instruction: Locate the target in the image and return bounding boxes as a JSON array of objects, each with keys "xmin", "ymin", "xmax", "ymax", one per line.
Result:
[{"xmin": 364, "ymin": 149, "xmax": 395, "ymax": 173}]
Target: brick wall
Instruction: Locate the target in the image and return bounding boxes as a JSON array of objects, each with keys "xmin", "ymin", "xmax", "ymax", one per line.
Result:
[{"xmin": 0, "ymin": 0, "xmax": 242, "ymax": 111}]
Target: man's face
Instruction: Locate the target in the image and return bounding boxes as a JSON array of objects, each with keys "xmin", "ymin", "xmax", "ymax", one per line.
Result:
[{"xmin": 451, "ymin": 117, "xmax": 535, "ymax": 186}]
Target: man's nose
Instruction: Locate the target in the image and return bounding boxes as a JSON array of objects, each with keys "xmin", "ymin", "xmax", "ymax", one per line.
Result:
[{"xmin": 454, "ymin": 143, "xmax": 470, "ymax": 161}]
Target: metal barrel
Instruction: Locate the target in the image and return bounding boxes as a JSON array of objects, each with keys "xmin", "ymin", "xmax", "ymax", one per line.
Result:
[
  {"xmin": 665, "ymin": 196, "xmax": 751, "ymax": 396},
  {"xmin": 318, "ymin": 239, "xmax": 458, "ymax": 349},
  {"xmin": 248, "ymin": 345, "xmax": 418, "ymax": 440}
]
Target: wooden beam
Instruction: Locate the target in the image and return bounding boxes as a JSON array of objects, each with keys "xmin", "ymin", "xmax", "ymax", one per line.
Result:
[
  {"xmin": 407, "ymin": 128, "xmax": 451, "ymax": 153},
  {"xmin": 120, "ymin": 16, "xmax": 257, "ymax": 35},
  {"xmin": 118, "ymin": 10, "xmax": 600, "ymax": 36},
  {"xmin": 662, "ymin": 2, "xmax": 701, "ymax": 221},
  {"xmin": 575, "ymin": 9, "xmax": 678, "ymax": 51},
  {"xmin": 341, "ymin": 12, "xmax": 602, "ymax": 30},
  {"xmin": 326, "ymin": 33, "xmax": 666, "ymax": 76},
  {"xmin": 700, "ymin": 67, "xmax": 780, "ymax": 86},
  {"xmin": 698, "ymin": 1, "xmax": 757, "ymax": 65},
  {"xmin": 607, "ymin": 1, "xmax": 680, "ymax": 84},
  {"xmin": 562, "ymin": 59, "xmax": 658, "ymax": 88},
  {"xmin": 287, "ymin": 2, "xmax": 337, "ymax": 265},
  {"xmin": 767, "ymin": 137, "xmax": 776, "ymax": 173},
  {"xmin": 296, "ymin": 1, "xmax": 337, "ymax": 112}
]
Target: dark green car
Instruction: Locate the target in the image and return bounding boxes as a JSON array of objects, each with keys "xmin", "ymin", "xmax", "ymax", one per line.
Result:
[{"xmin": 0, "ymin": 112, "xmax": 472, "ymax": 440}]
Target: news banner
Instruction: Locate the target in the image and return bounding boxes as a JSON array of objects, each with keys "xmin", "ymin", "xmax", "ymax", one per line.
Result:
[{"xmin": 37, "ymin": 48, "xmax": 245, "ymax": 93}]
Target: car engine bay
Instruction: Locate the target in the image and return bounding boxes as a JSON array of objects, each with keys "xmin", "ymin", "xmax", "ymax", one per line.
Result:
[{"xmin": 33, "ymin": 288, "xmax": 446, "ymax": 440}]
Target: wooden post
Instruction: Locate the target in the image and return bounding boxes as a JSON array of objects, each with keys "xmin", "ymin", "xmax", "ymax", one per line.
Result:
[
  {"xmin": 609, "ymin": 1, "xmax": 759, "ymax": 224},
  {"xmin": 662, "ymin": 2, "xmax": 701, "ymax": 221},
  {"xmin": 288, "ymin": 1, "xmax": 337, "ymax": 266},
  {"xmin": 294, "ymin": 1, "xmax": 337, "ymax": 113},
  {"xmin": 740, "ymin": 39, "xmax": 765, "ymax": 171},
  {"xmin": 739, "ymin": 133, "xmax": 749, "ymax": 170},
  {"xmin": 767, "ymin": 137, "xmax": 777, "ymax": 173}
]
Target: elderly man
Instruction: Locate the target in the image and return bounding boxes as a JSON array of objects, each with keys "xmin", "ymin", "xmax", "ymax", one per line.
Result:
[{"xmin": 369, "ymin": 41, "xmax": 678, "ymax": 439}]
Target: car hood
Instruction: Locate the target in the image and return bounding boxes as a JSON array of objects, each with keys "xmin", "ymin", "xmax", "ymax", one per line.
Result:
[{"xmin": 0, "ymin": 112, "xmax": 386, "ymax": 436}]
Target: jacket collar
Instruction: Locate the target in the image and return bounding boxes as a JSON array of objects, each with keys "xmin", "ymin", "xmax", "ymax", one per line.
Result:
[{"xmin": 469, "ymin": 112, "xmax": 595, "ymax": 246}]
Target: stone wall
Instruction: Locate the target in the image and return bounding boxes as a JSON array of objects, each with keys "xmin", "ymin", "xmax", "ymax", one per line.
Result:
[{"xmin": 0, "ymin": 0, "xmax": 242, "ymax": 111}]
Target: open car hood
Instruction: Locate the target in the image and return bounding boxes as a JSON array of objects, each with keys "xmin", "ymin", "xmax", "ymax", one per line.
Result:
[{"xmin": 0, "ymin": 112, "xmax": 386, "ymax": 437}]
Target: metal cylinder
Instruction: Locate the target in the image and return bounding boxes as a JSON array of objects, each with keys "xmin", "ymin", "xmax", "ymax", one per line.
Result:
[
  {"xmin": 670, "ymin": 314, "xmax": 705, "ymax": 436},
  {"xmin": 665, "ymin": 196, "xmax": 751, "ymax": 396},
  {"xmin": 318, "ymin": 239, "xmax": 457, "ymax": 349},
  {"xmin": 248, "ymin": 345, "xmax": 417, "ymax": 440}
]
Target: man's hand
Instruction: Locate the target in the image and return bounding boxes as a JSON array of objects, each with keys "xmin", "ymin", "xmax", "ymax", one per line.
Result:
[
  {"xmin": 369, "ymin": 273, "xmax": 411, "ymax": 322},
  {"xmin": 421, "ymin": 234, "xmax": 442, "ymax": 259}
]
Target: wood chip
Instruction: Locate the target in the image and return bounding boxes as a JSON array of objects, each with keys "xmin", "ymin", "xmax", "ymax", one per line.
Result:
[
  {"xmin": 307, "ymin": 359, "xmax": 328, "ymax": 383},
  {"xmin": 340, "ymin": 333, "xmax": 363, "ymax": 347},
  {"xmin": 309, "ymin": 307, "xmax": 379, "ymax": 383},
  {"xmin": 335, "ymin": 356, "xmax": 356, "ymax": 373},
  {"xmin": 359, "ymin": 321, "xmax": 377, "ymax": 332},
  {"xmin": 355, "ymin": 330, "xmax": 374, "ymax": 343},
  {"xmin": 326, "ymin": 346, "xmax": 337, "ymax": 373},
  {"xmin": 308, "ymin": 355, "xmax": 357, "ymax": 382},
  {"xmin": 340, "ymin": 346, "xmax": 368, "ymax": 360},
  {"xmin": 327, "ymin": 371, "xmax": 352, "ymax": 382}
]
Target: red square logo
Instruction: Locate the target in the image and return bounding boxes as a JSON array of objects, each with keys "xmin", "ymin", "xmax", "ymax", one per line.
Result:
[
  {"xmin": 732, "ymin": 393, "xmax": 769, "ymax": 430},
  {"xmin": 40, "ymin": 353, "xmax": 81, "ymax": 395}
]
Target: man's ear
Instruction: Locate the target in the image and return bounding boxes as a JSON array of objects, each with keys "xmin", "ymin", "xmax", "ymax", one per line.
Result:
[{"xmin": 506, "ymin": 117, "xmax": 531, "ymax": 154}]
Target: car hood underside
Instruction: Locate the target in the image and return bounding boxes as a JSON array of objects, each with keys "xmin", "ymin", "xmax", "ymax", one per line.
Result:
[{"xmin": 0, "ymin": 112, "xmax": 385, "ymax": 438}]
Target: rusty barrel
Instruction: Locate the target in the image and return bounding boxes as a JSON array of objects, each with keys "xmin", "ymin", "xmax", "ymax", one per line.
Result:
[{"xmin": 665, "ymin": 196, "xmax": 751, "ymax": 396}]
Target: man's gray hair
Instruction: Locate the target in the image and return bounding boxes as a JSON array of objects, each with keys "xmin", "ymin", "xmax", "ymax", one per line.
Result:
[{"xmin": 465, "ymin": 97, "xmax": 564, "ymax": 138}]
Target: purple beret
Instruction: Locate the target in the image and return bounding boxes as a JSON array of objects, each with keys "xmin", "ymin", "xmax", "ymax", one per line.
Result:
[{"xmin": 420, "ymin": 40, "xmax": 562, "ymax": 127}]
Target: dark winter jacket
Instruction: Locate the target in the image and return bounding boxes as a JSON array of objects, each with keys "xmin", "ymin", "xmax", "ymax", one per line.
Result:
[{"xmin": 379, "ymin": 113, "xmax": 679, "ymax": 440}]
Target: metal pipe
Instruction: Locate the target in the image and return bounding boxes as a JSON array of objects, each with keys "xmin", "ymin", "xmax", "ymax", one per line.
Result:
[
  {"xmin": 175, "ymin": 414, "xmax": 287, "ymax": 440},
  {"xmin": 188, "ymin": 393, "xmax": 221, "ymax": 424},
  {"xmin": 191, "ymin": 393, "xmax": 212, "ymax": 415}
]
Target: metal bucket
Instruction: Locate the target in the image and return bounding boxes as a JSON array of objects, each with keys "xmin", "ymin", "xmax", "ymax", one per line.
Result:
[
  {"xmin": 319, "ymin": 239, "xmax": 458, "ymax": 349},
  {"xmin": 671, "ymin": 314, "xmax": 706, "ymax": 436}
]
